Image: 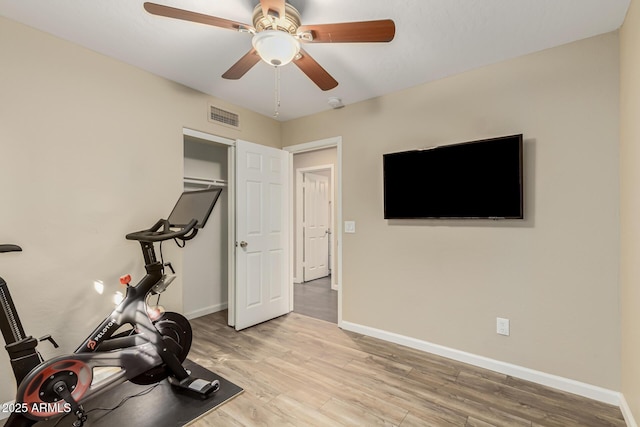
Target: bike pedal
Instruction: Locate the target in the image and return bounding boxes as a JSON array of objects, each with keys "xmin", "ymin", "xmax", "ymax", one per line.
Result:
[{"xmin": 169, "ymin": 376, "xmax": 220, "ymax": 396}]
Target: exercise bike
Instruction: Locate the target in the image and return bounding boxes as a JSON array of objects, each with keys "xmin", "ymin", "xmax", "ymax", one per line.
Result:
[{"xmin": 0, "ymin": 188, "xmax": 223, "ymax": 427}]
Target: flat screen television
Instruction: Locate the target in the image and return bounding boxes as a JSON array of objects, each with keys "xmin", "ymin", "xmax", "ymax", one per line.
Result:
[
  {"xmin": 383, "ymin": 134, "xmax": 523, "ymax": 219},
  {"xmin": 168, "ymin": 188, "xmax": 222, "ymax": 228}
]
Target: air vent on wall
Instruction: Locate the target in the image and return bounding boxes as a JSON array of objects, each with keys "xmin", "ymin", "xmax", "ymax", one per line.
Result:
[{"xmin": 208, "ymin": 104, "xmax": 240, "ymax": 129}]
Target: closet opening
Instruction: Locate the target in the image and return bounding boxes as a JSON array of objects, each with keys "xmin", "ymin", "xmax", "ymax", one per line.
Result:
[{"xmin": 181, "ymin": 130, "xmax": 233, "ymax": 320}]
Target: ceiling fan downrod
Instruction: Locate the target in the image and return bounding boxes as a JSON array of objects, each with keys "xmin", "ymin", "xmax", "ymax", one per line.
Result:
[{"xmin": 273, "ymin": 66, "xmax": 281, "ymax": 117}]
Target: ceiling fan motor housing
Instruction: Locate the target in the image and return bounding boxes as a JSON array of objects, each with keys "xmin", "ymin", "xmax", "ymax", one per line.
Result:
[
  {"xmin": 251, "ymin": 3, "xmax": 302, "ymax": 66},
  {"xmin": 252, "ymin": 3, "xmax": 301, "ymax": 34}
]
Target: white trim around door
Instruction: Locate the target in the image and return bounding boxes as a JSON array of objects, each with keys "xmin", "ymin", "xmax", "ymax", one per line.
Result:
[
  {"xmin": 295, "ymin": 165, "xmax": 335, "ymax": 288},
  {"xmin": 283, "ymin": 136, "xmax": 343, "ymax": 326}
]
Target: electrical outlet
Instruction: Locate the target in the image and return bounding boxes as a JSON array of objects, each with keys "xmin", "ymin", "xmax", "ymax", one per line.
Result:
[{"xmin": 497, "ymin": 317, "xmax": 510, "ymax": 336}]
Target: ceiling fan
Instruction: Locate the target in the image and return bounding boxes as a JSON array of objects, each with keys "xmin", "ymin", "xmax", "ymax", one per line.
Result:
[{"xmin": 143, "ymin": 0, "xmax": 395, "ymax": 91}]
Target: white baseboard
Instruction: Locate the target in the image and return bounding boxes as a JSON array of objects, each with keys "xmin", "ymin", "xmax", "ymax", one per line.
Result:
[
  {"xmin": 340, "ymin": 320, "xmax": 621, "ymax": 407},
  {"xmin": 621, "ymin": 394, "xmax": 639, "ymax": 427},
  {"xmin": 184, "ymin": 302, "xmax": 227, "ymax": 320}
]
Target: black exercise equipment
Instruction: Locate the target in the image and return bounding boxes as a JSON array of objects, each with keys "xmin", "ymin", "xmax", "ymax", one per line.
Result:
[{"xmin": 0, "ymin": 188, "xmax": 222, "ymax": 427}]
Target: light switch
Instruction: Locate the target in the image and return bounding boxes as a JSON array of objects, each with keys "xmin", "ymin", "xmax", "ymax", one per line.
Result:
[{"xmin": 345, "ymin": 221, "xmax": 356, "ymax": 233}]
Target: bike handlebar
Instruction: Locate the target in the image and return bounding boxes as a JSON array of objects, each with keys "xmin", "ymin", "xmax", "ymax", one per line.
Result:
[{"xmin": 125, "ymin": 218, "xmax": 198, "ymax": 243}]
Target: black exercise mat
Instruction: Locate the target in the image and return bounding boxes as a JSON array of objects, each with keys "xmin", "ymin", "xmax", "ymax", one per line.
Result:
[{"xmin": 36, "ymin": 359, "xmax": 243, "ymax": 426}]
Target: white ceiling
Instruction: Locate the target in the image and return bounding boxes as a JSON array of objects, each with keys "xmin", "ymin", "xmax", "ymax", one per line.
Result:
[{"xmin": 0, "ymin": 0, "xmax": 630, "ymax": 121}]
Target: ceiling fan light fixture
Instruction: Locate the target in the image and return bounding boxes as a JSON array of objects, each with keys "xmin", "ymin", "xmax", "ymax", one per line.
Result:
[{"xmin": 252, "ymin": 30, "xmax": 300, "ymax": 66}]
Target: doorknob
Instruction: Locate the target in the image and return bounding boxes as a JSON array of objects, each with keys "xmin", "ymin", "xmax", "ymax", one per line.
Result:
[{"xmin": 239, "ymin": 241, "xmax": 248, "ymax": 248}]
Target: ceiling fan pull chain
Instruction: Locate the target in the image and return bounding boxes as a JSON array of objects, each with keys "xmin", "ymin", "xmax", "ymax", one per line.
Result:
[{"xmin": 273, "ymin": 66, "xmax": 281, "ymax": 117}]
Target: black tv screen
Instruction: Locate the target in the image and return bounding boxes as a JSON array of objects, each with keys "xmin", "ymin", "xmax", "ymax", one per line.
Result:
[
  {"xmin": 383, "ymin": 134, "xmax": 523, "ymax": 219},
  {"xmin": 168, "ymin": 188, "xmax": 222, "ymax": 228}
]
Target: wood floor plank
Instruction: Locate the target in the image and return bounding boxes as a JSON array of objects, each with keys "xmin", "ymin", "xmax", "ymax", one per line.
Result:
[
  {"xmin": 189, "ymin": 311, "xmax": 626, "ymax": 427},
  {"xmin": 319, "ymin": 397, "xmax": 399, "ymax": 426},
  {"xmin": 187, "ymin": 406, "xmax": 246, "ymax": 427},
  {"xmin": 399, "ymin": 412, "xmax": 464, "ymax": 427},
  {"xmin": 397, "ymin": 399, "xmax": 470, "ymax": 426},
  {"xmin": 293, "ymin": 277, "xmax": 338, "ymax": 323},
  {"xmin": 465, "ymin": 417, "xmax": 499, "ymax": 427},
  {"xmin": 454, "ymin": 370, "xmax": 626, "ymax": 427},
  {"xmin": 338, "ymin": 354, "xmax": 531, "ymax": 426},
  {"xmin": 504, "ymin": 375, "xmax": 625, "ymax": 421},
  {"xmin": 214, "ymin": 390, "xmax": 297, "ymax": 427},
  {"xmin": 263, "ymin": 354, "xmax": 410, "ymax": 425},
  {"xmin": 282, "ymin": 386, "xmax": 332, "ymax": 410},
  {"xmin": 264, "ymin": 394, "xmax": 339, "ymax": 427}
]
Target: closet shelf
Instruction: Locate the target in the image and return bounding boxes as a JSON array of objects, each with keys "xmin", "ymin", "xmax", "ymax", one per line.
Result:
[{"xmin": 183, "ymin": 176, "xmax": 227, "ymax": 188}]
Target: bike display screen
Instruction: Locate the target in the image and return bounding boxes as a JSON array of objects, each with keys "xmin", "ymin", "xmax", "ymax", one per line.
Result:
[{"xmin": 168, "ymin": 188, "xmax": 222, "ymax": 228}]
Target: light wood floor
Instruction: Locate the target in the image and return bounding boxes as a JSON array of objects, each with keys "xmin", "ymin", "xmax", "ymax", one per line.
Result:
[{"xmin": 187, "ymin": 311, "xmax": 626, "ymax": 427}]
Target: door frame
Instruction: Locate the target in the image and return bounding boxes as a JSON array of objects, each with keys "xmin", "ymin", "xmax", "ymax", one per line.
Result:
[
  {"xmin": 296, "ymin": 165, "xmax": 335, "ymax": 288},
  {"xmin": 181, "ymin": 129, "xmax": 343, "ymax": 327},
  {"xmin": 284, "ymin": 136, "xmax": 343, "ymax": 326},
  {"xmin": 182, "ymin": 128, "xmax": 236, "ymax": 326}
]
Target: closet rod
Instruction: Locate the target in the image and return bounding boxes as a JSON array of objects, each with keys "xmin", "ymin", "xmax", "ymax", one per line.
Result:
[{"xmin": 183, "ymin": 176, "xmax": 227, "ymax": 188}]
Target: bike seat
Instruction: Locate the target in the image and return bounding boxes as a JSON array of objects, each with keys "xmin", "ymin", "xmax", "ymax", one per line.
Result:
[{"xmin": 0, "ymin": 245, "xmax": 22, "ymax": 253}]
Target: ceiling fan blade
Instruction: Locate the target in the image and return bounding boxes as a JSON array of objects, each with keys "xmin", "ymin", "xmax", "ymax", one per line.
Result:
[
  {"xmin": 259, "ymin": 0, "xmax": 286, "ymax": 21},
  {"xmin": 297, "ymin": 20, "xmax": 395, "ymax": 43},
  {"xmin": 293, "ymin": 49, "xmax": 338, "ymax": 91},
  {"xmin": 143, "ymin": 2, "xmax": 253, "ymax": 32},
  {"xmin": 222, "ymin": 49, "xmax": 261, "ymax": 80}
]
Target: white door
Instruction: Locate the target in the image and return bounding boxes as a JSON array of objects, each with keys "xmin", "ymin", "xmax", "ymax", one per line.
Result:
[
  {"xmin": 303, "ymin": 172, "xmax": 330, "ymax": 281},
  {"xmin": 234, "ymin": 139, "xmax": 290, "ymax": 330}
]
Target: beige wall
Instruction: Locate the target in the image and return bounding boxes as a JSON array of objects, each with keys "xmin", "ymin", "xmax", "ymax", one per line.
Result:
[
  {"xmin": 0, "ymin": 16, "xmax": 279, "ymax": 403},
  {"xmin": 283, "ymin": 33, "xmax": 621, "ymax": 390},
  {"xmin": 0, "ymin": 9, "xmax": 628, "ymax": 409},
  {"xmin": 620, "ymin": 0, "xmax": 640, "ymax": 420}
]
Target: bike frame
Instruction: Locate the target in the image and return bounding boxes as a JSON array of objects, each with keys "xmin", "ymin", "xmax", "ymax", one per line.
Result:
[
  {"xmin": 14, "ymin": 241, "xmax": 180, "ymax": 420},
  {"xmin": 77, "ymin": 242, "xmax": 163, "ymax": 355},
  {"xmin": 2, "ymin": 188, "xmax": 222, "ymax": 426}
]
